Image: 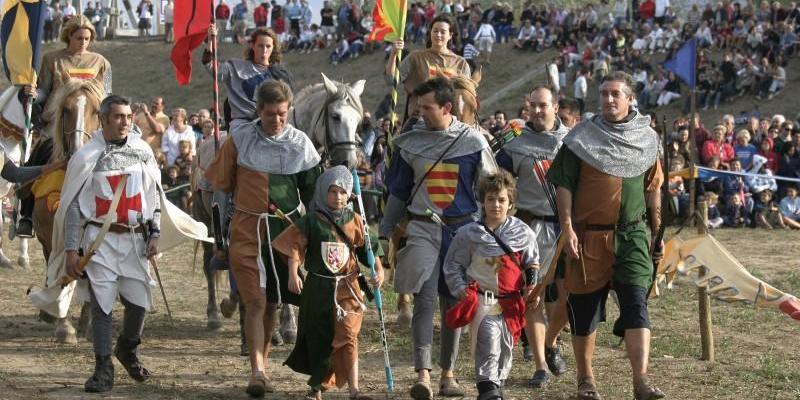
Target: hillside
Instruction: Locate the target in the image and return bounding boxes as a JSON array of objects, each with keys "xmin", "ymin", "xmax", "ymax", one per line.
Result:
[{"xmin": 4, "ymin": 38, "xmax": 800, "ymax": 126}]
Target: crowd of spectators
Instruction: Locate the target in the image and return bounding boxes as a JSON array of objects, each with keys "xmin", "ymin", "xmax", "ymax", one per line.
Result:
[{"xmin": 664, "ymin": 112, "xmax": 800, "ymax": 230}]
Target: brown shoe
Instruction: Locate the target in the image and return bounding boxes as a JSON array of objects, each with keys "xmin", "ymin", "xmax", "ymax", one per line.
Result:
[
  {"xmin": 634, "ymin": 378, "xmax": 665, "ymax": 400},
  {"xmin": 577, "ymin": 377, "xmax": 602, "ymax": 400},
  {"xmin": 439, "ymin": 377, "xmax": 466, "ymax": 397},
  {"xmin": 246, "ymin": 373, "xmax": 275, "ymax": 398},
  {"xmin": 410, "ymin": 380, "xmax": 433, "ymax": 400}
]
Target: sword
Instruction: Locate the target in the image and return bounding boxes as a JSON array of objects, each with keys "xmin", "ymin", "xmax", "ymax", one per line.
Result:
[
  {"xmin": 211, "ymin": 202, "xmax": 226, "ymax": 252},
  {"xmin": 138, "ymin": 214, "xmax": 174, "ymax": 326},
  {"xmin": 56, "ymin": 174, "xmax": 129, "ymax": 287},
  {"xmin": 425, "ymin": 208, "xmax": 457, "ymax": 237},
  {"xmin": 149, "ymin": 256, "xmax": 174, "ymax": 326}
]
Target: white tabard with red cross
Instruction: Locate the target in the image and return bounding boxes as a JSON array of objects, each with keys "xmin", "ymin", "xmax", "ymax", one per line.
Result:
[{"xmin": 76, "ymin": 164, "xmax": 159, "ymax": 314}]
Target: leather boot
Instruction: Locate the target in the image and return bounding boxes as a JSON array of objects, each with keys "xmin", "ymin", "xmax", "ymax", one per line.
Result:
[
  {"xmin": 114, "ymin": 336, "xmax": 151, "ymax": 382},
  {"xmin": 84, "ymin": 354, "xmax": 114, "ymax": 392}
]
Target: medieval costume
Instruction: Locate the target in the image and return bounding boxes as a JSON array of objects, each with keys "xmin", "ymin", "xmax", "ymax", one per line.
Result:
[
  {"xmin": 399, "ymin": 49, "xmax": 471, "ymax": 120},
  {"xmin": 495, "ymin": 118, "xmax": 570, "ymax": 381},
  {"xmin": 20, "ymin": 27, "xmax": 112, "ymax": 237},
  {"xmin": 443, "ymin": 216, "xmax": 539, "ymax": 399},
  {"xmin": 203, "ymin": 53, "xmax": 294, "ymax": 130},
  {"xmin": 35, "ymin": 48, "xmax": 111, "ymax": 106},
  {"xmin": 496, "ymin": 118, "xmax": 569, "ymax": 272},
  {"xmin": 272, "ymin": 166, "xmax": 383, "ymax": 394},
  {"xmin": 28, "ymin": 129, "xmax": 209, "ymax": 392},
  {"xmin": 379, "ymin": 117, "xmax": 497, "ymax": 396},
  {"xmin": 205, "ymin": 119, "xmax": 320, "ymax": 307},
  {"xmin": 547, "ymin": 111, "xmax": 662, "ymax": 339}
]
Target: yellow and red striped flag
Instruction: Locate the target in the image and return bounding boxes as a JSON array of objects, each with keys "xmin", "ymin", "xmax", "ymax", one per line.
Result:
[{"xmin": 368, "ymin": 0, "xmax": 408, "ymax": 42}]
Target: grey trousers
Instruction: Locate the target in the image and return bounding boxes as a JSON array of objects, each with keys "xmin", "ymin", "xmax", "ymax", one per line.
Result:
[
  {"xmin": 475, "ymin": 314, "xmax": 513, "ymax": 386},
  {"xmin": 90, "ymin": 286, "xmax": 146, "ymax": 356},
  {"xmin": 412, "ymin": 262, "xmax": 461, "ymax": 371}
]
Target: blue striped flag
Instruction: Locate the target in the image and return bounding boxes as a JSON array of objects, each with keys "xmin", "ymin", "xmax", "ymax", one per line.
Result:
[{"xmin": 1, "ymin": 0, "xmax": 46, "ymax": 85}]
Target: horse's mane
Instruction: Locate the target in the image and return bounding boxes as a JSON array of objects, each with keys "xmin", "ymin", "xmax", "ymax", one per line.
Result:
[
  {"xmin": 42, "ymin": 78, "xmax": 103, "ymax": 157},
  {"xmin": 450, "ymin": 75, "xmax": 479, "ymax": 123},
  {"xmin": 295, "ymin": 80, "xmax": 364, "ymax": 117}
]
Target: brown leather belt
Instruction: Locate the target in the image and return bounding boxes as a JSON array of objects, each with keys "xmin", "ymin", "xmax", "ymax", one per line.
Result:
[
  {"xmin": 515, "ymin": 209, "xmax": 559, "ymax": 224},
  {"xmin": 583, "ymin": 215, "xmax": 646, "ymax": 232},
  {"xmin": 87, "ymin": 221, "xmax": 146, "ymax": 235},
  {"xmin": 408, "ymin": 212, "xmax": 472, "ymax": 226}
]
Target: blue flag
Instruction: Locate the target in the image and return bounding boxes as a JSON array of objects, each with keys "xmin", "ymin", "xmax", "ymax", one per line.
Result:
[
  {"xmin": 663, "ymin": 38, "xmax": 697, "ymax": 89},
  {"xmin": 1, "ymin": 0, "xmax": 46, "ymax": 85}
]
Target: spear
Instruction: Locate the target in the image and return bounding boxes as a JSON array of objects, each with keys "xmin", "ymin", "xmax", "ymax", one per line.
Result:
[{"xmin": 351, "ymin": 169, "xmax": 394, "ymax": 391}]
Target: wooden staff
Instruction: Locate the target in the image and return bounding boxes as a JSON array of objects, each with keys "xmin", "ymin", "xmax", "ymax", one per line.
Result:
[{"xmin": 210, "ymin": 0, "xmax": 221, "ymax": 151}]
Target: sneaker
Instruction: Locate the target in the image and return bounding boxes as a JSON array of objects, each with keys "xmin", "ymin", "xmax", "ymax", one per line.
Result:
[
  {"xmin": 545, "ymin": 346, "xmax": 568, "ymax": 376},
  {"xmin": 529, "ymin": 369, "xmax": 550, "ymax": 388}
]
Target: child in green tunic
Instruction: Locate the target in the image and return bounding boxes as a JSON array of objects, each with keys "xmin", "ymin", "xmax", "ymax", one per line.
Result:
[{"xmin": 272, "ymin": 166, "xmax": 384, "ymax": 400}]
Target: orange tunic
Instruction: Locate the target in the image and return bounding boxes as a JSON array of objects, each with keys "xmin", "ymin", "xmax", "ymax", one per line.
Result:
[{"xmin": 204, "ymin": 136, "xmax": 319, "ymax": 304}]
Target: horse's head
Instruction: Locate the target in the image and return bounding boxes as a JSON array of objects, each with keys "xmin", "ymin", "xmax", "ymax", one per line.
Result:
[
  {"xmin": 319, "ymin": 73, "xmax": 365, "ymax": 169},
  {"xmin": 450, "ymin": 68, "xmax": 482, "ymax": 126},
  {"xmin": 41, "ymin": 79, "xmax": 102, "ymax": 159},
  {"xmin": 0, "ymin": 87, "xmax": 27, "ymax": 164}
]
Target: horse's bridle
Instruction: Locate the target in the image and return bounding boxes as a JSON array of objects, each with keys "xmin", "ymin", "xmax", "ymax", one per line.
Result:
[
  {"xmin": 312, "ymin": 92, "xmax": 362, "ymax": 167},
  {"xmin": 59, "ymin": 94, "xmax": 93, "ymax": 157}
]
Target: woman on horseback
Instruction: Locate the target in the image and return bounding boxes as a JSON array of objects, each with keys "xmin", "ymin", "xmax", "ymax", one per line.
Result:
[
  {"xmin": 385, "ymin": 14, "xmax": 472, "ymax": 129},
  {"xmin": 23, "ymin": 15, "xmax": 111, "ymax": 113},
  {"xmin": 204, "ymin": 25, "xmax": 294, "ymax": 131},
  {"xmin": 19, "ymin": 15, "xmax": 111, "ymax": 237}
]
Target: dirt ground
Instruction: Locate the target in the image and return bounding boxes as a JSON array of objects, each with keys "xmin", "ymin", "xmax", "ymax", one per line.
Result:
[{"xmin": 1, "ymin": 228, "xmax": 799, "ymax": 400}]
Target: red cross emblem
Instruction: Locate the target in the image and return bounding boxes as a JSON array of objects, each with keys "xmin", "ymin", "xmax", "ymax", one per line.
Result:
[{"xmin": 95, "ymin": 174, "xmax": 142, "ymax": 225}]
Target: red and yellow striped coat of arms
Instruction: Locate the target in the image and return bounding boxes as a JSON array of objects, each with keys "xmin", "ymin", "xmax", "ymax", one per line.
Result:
[
  {"xmin": 426, "ymin": 163, "xmax": 459, "ymax": 209},
  {"xmin": 68, "ymin": 67, "xmax": 97, "ymax": 80}
]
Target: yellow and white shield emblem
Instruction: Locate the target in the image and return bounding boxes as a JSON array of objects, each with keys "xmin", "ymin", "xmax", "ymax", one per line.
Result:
[{"xmin": 321, "ymin": 241, "xmax": 350, "ymax": 274}]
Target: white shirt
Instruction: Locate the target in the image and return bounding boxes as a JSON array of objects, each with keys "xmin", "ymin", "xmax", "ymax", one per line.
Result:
[
  {"xmin": 139, "ymin": 2, "xmax": 152, "ymax": 19},
  {"xmin": 474, "ymin": 23, "xmax": 496, "ymax": 41},
  {"xmin": 655, "ymin": 0, "xmax": 670, "ymax": 17},
  {"xmin": 164, "ymin": 3, "xmax": 174, "ymax": 23},
  {"xmin": 517, "ymin": 26, "xmax": 534, "ymax": 40},
  {"xmin": 574, "ymin": 75, "xmax": 588, "ymax": 99},
  {"xmin": 63, "ymin": 5, "xmax": 77, "ymax": 16},
  {"xmin": 161, "ymin": 125, "xmax": 196, "ymax": 166},
  {"xmin": 547, "ymin": 63, "xmax": 559, "ymax": 83}
]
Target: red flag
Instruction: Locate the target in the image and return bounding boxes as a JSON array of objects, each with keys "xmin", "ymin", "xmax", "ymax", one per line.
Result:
[{"xmin": 171, "ymin": 0, "xmax": 213, "ymax": 85}]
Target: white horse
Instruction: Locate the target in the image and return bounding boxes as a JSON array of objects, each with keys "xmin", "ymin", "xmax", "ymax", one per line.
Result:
[
  {"xmin": 0, "ymin": 86, "xmax": 33, "ymax": 269},
  {"xmin": 290, "ymin": 73, "xmax": 366, "ymax": 169}
]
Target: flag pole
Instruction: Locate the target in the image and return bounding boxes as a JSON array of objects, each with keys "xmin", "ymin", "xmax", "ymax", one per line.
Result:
[
  {"xmin": 386, "ymin": 0, "xmax": 407, "ymax": 163},
  {"xmin": 687, "ymin": 43, "xmax": 698, "ymax": 226},
  {"xmin": 351, "ymin": 169, "xmax": 394, "ymax": 392},
  {"xmin": 210, "ymin": 0, "xmax": 221, "ymax": 151}
]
